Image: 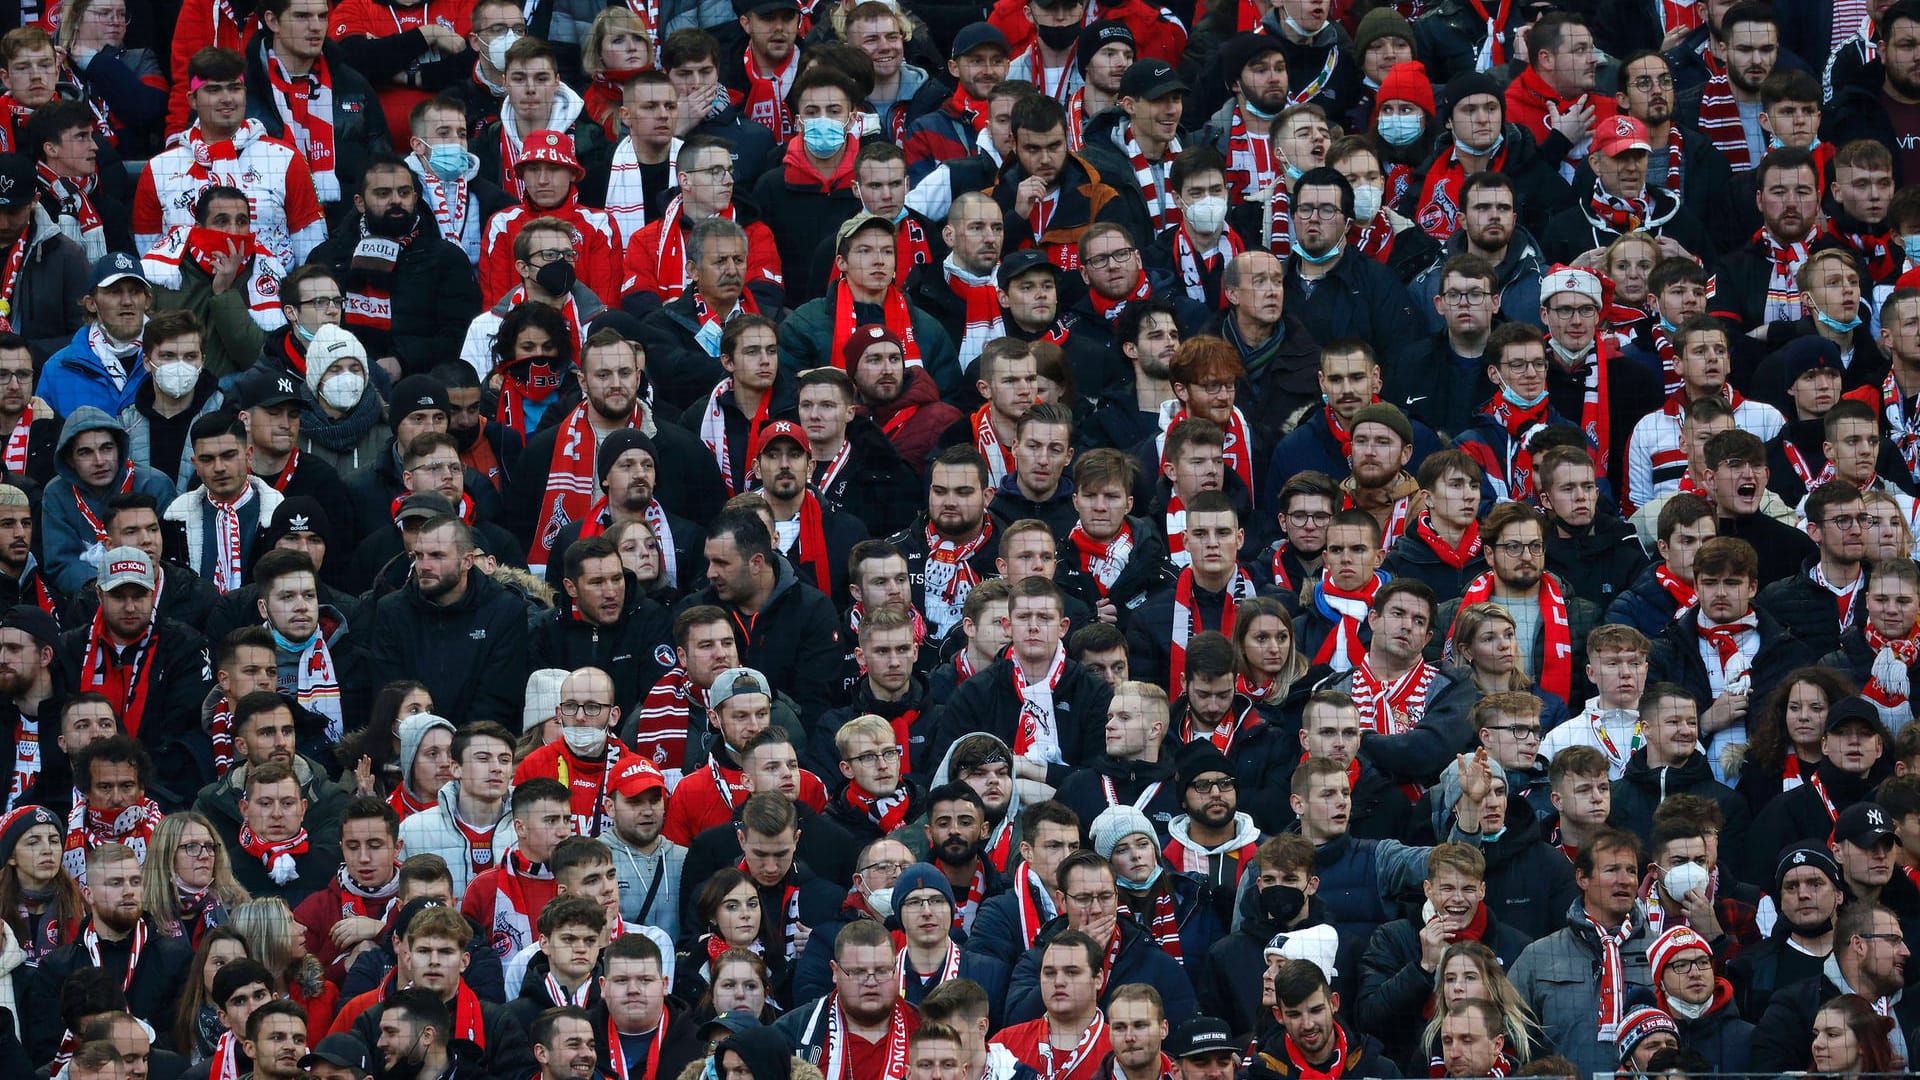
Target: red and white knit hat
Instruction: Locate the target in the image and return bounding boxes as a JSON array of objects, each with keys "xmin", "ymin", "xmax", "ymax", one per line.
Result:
[{"xmin": 1647, "ymin": 925, "xmax": 1713, "ymax": 986}]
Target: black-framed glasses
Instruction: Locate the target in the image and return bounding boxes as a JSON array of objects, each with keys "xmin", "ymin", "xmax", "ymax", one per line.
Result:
[
  {"xmin": 1084, "ymin": 246, "xmax": 1137, "ymax": 270},
  {"xmin": 295, "ymin": 295, "xmax": 345, "ymax": 310}
]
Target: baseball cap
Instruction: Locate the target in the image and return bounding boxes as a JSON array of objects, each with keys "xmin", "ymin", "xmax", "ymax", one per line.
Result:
[
  {"xmin": 0, "ymin": 154, "xmax": 33, "ymax": 210},
  {"xmin": 950, "ymin": 22, "xmax": 1010, "ymax": 60},
  {"xmin": 1168, "ymin": 1017, "xmax": 1237, "ymax": 1059},
  {"xmin": 300, "ymin": 1033, "xmax": 372, "ymax": 1075},
  {"xmin": 835, "ymin": 211, "xmax": 895, "ymax": 254},
  {"xmin": 997, "ymin": 248, "xmax": 1055, "ymax": 289},
  {"xmin": 1834, "ymin": 801, "xmax": 1898, "ymax": 848},
  {"xmin": 756, "ymin": 419, "xmax": 807, "ymax": 456},
  {"xmin": 89, "ymin": 251, "xmax": 148, "ymax": 292},
  {"xmin": 1826, "ymin": 695, "xmax": 1882, "ymax": 734},
  {"xmin": 1119, "ymin": 58, "xmax": 1186, "ymax": 101},
  {"xmin": 393, "ymin": 492, "xmax": 457, "ymax": 525},
  {"xmin": 610, "ymin": 756, "xmax": 666, "ymax": 799},
  {"xmin": 96, "ymin": 546, "xmax": 156, "ymax": 592},
  {"xmin": 0, "ymin": 605, "xmax": 60, "ymax": 650},
  {"xmin": 699, "ymin": 1010, "xmax": 763, "ymax": 1039},
  {"xmin": 235, "ymin": 366, "xmax": 304, "ymax": 410},
  {"xmin": 708, "ymin": 667, "xmax": 771, "ymax": 710},
  {"xmin": 1541, "ymin": 264, "xmax": 1603, "ymax": 305},
  {"xmin": 1594, "ymin": 114, "xmax": 1653, "ymax": 157},
  {"xmin": 734, "ymin": 0, "xmax": 801, "ymax": 14}
]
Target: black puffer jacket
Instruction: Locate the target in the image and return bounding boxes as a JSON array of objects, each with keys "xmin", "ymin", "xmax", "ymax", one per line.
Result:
[
  {"xmin": 27, "ymin": 918, "xmax": 193, "ymax": 1062},
  {"xmin": 1545, "ymin": 513, "xmax": 1649, "ymax": 609},
  {"xmin": 364, "ymin": 567, "xmax": 533, "ymax": 730},
  {"xmin": 931, "ymin": 654, "xmax": 1113, "ymax": 787},
  {"xmin": 1611, "ymin": 747, "xmax": 1756, "ymax": 880},
  {"xmin": 1756, "ymin": 559, "xmax": 1860, "ymax": 660},
  {"xmin": 307, "ymin": 207, "xmax": 480, "ymax": 375},
  {"xmin": 528, "ymin": 574, "xmax": 676, "ymax": 719},
  {"xmin": 681, "ymin": 556, "xmax": 849, "ymax": 728}
]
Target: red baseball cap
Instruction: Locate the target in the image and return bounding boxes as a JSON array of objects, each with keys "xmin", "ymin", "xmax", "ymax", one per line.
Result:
[
  {"xmin": 756, "ymin": 419, "xmax": 808, "ymax": 456},
  {"xmin": 517, "ymin": 130, "xmax": 585, "ymax": 179},
  {"xmin": 611, "ymin": 757, "xmax": 666, "ymax": 798},
  {"xmin": 1593, "ymin": 115, "xmax": 1652, "ymax": 157}
]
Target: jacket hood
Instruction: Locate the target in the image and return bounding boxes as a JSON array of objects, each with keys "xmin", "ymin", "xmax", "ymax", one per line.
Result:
[
  {"xmin": 929, "ymin": 729, "xmax": 1021, "ymax": 825},
  {"xmin": 396, "ymin": 713, "xmax": 457, "ymax": 801},
  {"xmin": 721, "ymin": 1025, "xmax": 795, "ymax": 1080},
  {"xmin": 502, "ymin": 81, "xmax": 586, "ymax": 141},
  {"xmin": 1166, "ymin": 811, "xmax": 1261, "ymax": 855},
  {"xmin": 54, "ymin": 406, "xmax": 130, "ymax": 484}
]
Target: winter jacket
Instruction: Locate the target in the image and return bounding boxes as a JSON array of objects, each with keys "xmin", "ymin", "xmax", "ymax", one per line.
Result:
[
  {"xmin": 862, "ymin": 365, "xmax": 961, "ymax": 477},
  {"xmin": 1510, "ymin": 900, "xmax": 1656, "ymax": 1080},
  {"xmin": 1750, "ymin": 957, "xmax": 1920, "ymax": 1072},
  {"xmin": 1479, "ymin": 809, "xmax": 1581, "ymax": 941},
  {"xmin": 681, "ymin": 555, "xmax": 848, "ymax": 727},
  {"xmin": 902, "ymin": 86, "xmax": 992, "ymax": 185},
  {"xmin": 365, "ymin": 566, "xmax": 533, "ymax": 729},
  {"xmin": 1648, "ymin": 606, "xmax": 1815, "ymax": 742},
  {"xmin": 810, "ymin": 677, "xmax": 943, "ymax": 785},
  {"xmin": 1381, "ymin": 527, "xmax": 1485, "ymax": 605},
  {"xmin": 1822, "ymin": 63, "xmax": 1907, "ymax": 184},
  {"xmin": 993, "ymin": 151, "xmax": 1152, "ymax": 269},
  {"xmin": 1756, "ymin": 559, "xmax": 1862, "ymax": 660},
  {"xmin": 1545, "ymin": 513, "xmax": 1649, "ymax": 609},
  {"xmin": 1282, "ymin": 251, "xmax": 1426, "ymax": 388},
  {"xmin": 396, "ymin": 780, "xmax": 519, "ymax": 899},
  {"xmin": 1541, "ymin": 184, "xmax": 1712, "ymax": 265},
  {"xmin": 627, "ymin": 288, "xmax": 743, "ymax": 412},
  {"xmin": 37, "ymin": 322, "xmax": 150, "ymax": 420},
  {"xmin": 931, "ymin": 653, "xmax": 1113, "ymax": 788},
  {"xmin": 1055, "ymin": 751, "xmax": 1181, "ymax": 842},
  {"xmin": 1611, "ymin": 747, "xmax": 1755, "ymax": 879},
  {"xmin": 747, "ymin": 141, "xmax": 862, "ymax": 306},
  {"xmin": 297, "ymin": 379, "xmax": 392, "ymax": 482},
  {"xmin": 1162, "ymin": 702, "xmax": 1296, "ymax": 834},
  {"xmin": 1354, "ymin": 909, "xmax": 1533, "ymax": 1065},
  {"xmin": 1605, "ymin": 562, "xmax": 1686, "ymax": 639},
  {"xmin": 1264, "ymin": 404, "xmax": 1444, "ymax": 509},
  {"xmin": 529, "ymin": 583, "xmax": 675, "ymax": 720},
  {"xmin": 36, "ymin": 403, "xmax": 182, "ymax": 544},
  {"xmin": 193, "ymin": 752, "xmax": 350, "ymax": 849},
  {"xmin": 809, "ymin": 416, "xmax": 921, "ymax": 539},
  {"xmin": 777, "ymin": 282, "xmax": 962, "ymax": 399},
  {"xmin": 1749, "ymin": 759, "xmax": 1883, "ymax": 872},
  {"xmin": 119, "ymin": 374, "xmax": 227, "ymax": 490},
  {"xmin": 1006, "ymin": 914, "xmax": 1196, "ymax": 1026},
  {"xmin": 164, "ymin": 476, "xmax": 284, "ymax": 587},
  {"xmin": 345, "ymin": 983, "xmax": 538, "ymax": 1080},
  {"xmin": 1126, "ymin": 571, "xmax": 1271, "ymax": 692},
  {"xmin": 1337, "ymin": 667, "xmax": 1475, "ymax": 788},
  {"xmin": 1408, "ymin": 225, "xmax": 1547, "ymax": 340},
  {"xmin": 26, "ymin": 917, "xmax": 193, "ymax": 1062},
  {"xmin": 1396, "ymin": 125, "xmax": 1574, "ymax": 245},
  {"xmin": 10, "ymin": 207, "xmax": 88, "ymax": 364},
  {"xmin": 307, "ymin": 208, "xmax": 481, "ymax": 376},
  {"xmin": 243, "ymin": 35, "xmax": 391, "ymax": 208}
]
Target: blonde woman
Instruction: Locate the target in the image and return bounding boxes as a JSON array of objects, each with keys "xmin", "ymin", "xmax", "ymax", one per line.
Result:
[
  {"xmin": 1232, "ymin": 596, "xmax": 1308, "ymax": 710},
  {"xmin": 230, "ymin": 898, "xmax": 337, "ymax": 1036},
  {"xmin": 581, "ymin": 7, "xmax": 654, "ymax": 139},
  {"xmin": 1446, "ymin": 602, "xmax": 1570, "ymax": 729},
  {"xmin": 52, "ymin": 0, "xmax": 165, "ymax": 155},
  {"xmin": 1418, "ymin": 941, "xmax": 1547, "ymax": 1070},
  {"xmin": 143, "ymin": 812, "xmax": 249, "ymax": 947}
]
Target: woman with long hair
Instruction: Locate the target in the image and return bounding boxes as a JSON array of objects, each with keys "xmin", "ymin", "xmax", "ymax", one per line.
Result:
[
  {"xmin": 1810, "ymin": 993, "xmax": 1898, "ymax": 1077},
  {"xmin": 230, "ymin": 898, "xmax": 339, "ymax": 1037},
  {"xmin": 676, "ymin": 869, "xmax": 762, "ymax": 1006},
  {"xmin": 1861, "ymin": 491, "xmax": 1917, "ymax": 561},
  {"xmin": 1446, "ymin": 603, "xmax": 1570, "ymax": 729},
  {"xmin": 1737, "ymin": 667, "xmax": 1855, "ymax": 814},
  {"xmin": 1233, "ymin": 596, "xmax": 1309, "ymax": 713},
  {"xmin": 173, "ymin": 927, "xmax": 248, "ymax": 1062},
  {"xmin": 143, "ymin": 812, "xmax": 249, "ymax": 946},
  {"xmin": 52, "ymin": 0, "xmax": 165, "ymax": 157},
  {"xmin": 0, "ymin": 804, "xmax": 84, "ymax": 997},
  {"xmin": 579, "ymin": 8, "xmax": 653, "ymax": 140},
  {"xmin": 342, "ymin": 680, "xmax": 434, "ymax": 796},
  {"xmin": 1418, "ymin": 941, "xmax": 1548, "ymax": 1072},
  {"xmin": 1599, "ymin": 232, "xmax": 1660, "ymax": 351},
  {"xmin": 608, "ymin": 518, "xmax": 677, "ymax": 602}
]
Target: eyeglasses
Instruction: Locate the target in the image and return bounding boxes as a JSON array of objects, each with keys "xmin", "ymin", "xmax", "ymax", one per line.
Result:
[
  {"xmin": 1065, "ymin": 890, "xmax": 1117, "ymax": 909},
  {"xmin": 530, "ymin": 248, "xmax": 578, "ymax": 265},
  {"xmin": 1856, "ymin": 932, "xmax": 1905, "ymax": 943},
  {"xmin": 1285, "ymin": 511, "xmax": 1333, "ymax": 526},
  {"xmin": 1494, "ymin": 541, "xmax": 1545, "ymax": 557},
  {"xmin": 681, "ymin": 164, "xmax": 733, "ymax": 181},
  {"xmin": 179, "ymin": 842, "xmax": 218, "ymax": 857},
  {"xmin": 1627, "ymin": 73, "xmax": 1676, "ymax": 92},
  {"xmin": 858, "ymin": 860, "xmax": 907, "ymax": 877},
  {"xmin": 847, "ymin": 746, "xmax": 904, "ymax": 769},
  {"xmin": 1084, "ymin": 246, "xmax": 1137, "ymax": 270},
  {"xmin": 1293, "ymin": 203, "xmax": 1345, "ymax": 220},
  {"xmin": 476, "ymin": 20, "xmax": 527, "ymax": 35},
  {"xmin": 1500, "ymin": 358, "xmax": 1547, "ymax": 373},
  {"xmin": 840, "ymin": 967, "xmax": 893, "ymax": 984},
  {"xmin": 1663, "ymin": 956, "xmax": 1711, "ymax": 974},
  {"xmin": 1190, "ymin": 778, "xmax": 1236, "ymax": 794},
  {"xmin": 1820, "ymin": 514, "xmax": 1865, "ymax": 530},
  {"xmin": 0, "ymin": 369, "xmax": 32, "ymax": 384},
  {"xmin": 1442, "ymin": 289, "xmax": 1492, "ymax": 305},
  {"xmin": 1548, "ymin": 304, "xmax": 1601, "ymax": 319},
  {"xmin": 295, "ymin": 295, "xmax": 345, "ymax": 310},
  {"xmin": 555, "ymin": 701, "xmax": 612, "ymax": 718},
  {"xmin": 408, "ymin": 461, "xmax": 461, "ymax": 476},
  {"xmin": 1484, "ymin": 724, "xmax": 1541, "ymax": 739},
  {"xmin": 899, "ymin": 895, "xmax": 947, "ymax": 913}
]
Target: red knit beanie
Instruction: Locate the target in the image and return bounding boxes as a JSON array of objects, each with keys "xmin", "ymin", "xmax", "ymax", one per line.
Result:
[{"xmin": 1374, "ymin": 60, "xmax": 1436, "ymax": 124}]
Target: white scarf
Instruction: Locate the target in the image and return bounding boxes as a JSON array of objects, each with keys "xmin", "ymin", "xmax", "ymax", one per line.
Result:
[{"xmin": 605, "ymin": 136, "xmax": 682, "ymax": 245}]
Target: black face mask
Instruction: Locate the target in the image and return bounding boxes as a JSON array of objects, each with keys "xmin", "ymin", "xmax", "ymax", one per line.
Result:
[
  {"xmin": 1260, "ymin": 883, "xmax": 1306, "ymax": 927},
  {"xmin": 1034, "ymin": 21, "xmax": 1080, "ymax": 50},
  {"xmin": 367, "ymin": 205, "xmax": 416, "ymax": 239},
  {"xmin": 534, "ymin": 258, "xmax": 576, "ymax": 297}
]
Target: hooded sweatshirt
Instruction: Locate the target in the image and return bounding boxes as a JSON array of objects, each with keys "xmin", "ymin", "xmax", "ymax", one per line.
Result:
[
  {"xmin": 391, "ymin": 712, "xmax": 457, "ymax": 817},
  {"xmin": 42, "ymin": 406, "xmax": 178, "ymax": 595}
]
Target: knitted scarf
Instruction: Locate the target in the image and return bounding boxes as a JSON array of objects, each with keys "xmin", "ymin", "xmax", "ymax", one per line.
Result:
[
  {"xmin": 943, "ymin": 260, "xmax": 1004, "ymax": 365},
  {"xmin": 1412, "ymin": 513, "xmax": 1481, "ymax": 569},
  {"xmin": 1169, "ymin": 566, "xmax": 1256, "ymax": 699},
  {"xmin": 1590, "ymin": 188, "xmax": 1651, "ymax": 233},
  {"xmin": 1884, "ymin": 368, "xmax": 1920, "ymax": 477},
  {"xmin": 1825, "ymin": 215, "xmax": 1901, "ymax": 282},
  {"xmin": 1350, "ymin": 659, "xmax": 1438, "ymax": 735},
  {"xmin": 1225, "ymin": 104, "xmax": 1275, "ymax": 202},
  {"xmin": 288, "ymin": 628, "xmax": 343, "ymax": 740},
  {"xmin": 333, "ymin": 863, "xmax": 400, "ymax": 919},
  {"xmin": 634, "ymin": 666, "xmax": 706, "ymax": 772},
  {"xmin": 1693, "ymin": 72, "xmax": 1753, "ymax": 174},
  {"xmin": 650, "ymin": 197, "xmax": 736, "ymax": 301},
  {"xmin": 62, "ymin": 795, "xmax": 161, "ymax": 881},
  {"xmin": 1120, "ymin": 121, "xmax": 1181, "ymax": 233},
  {"xmin": 1174, "ymin": 227, "xmax": 1245, "ymax": 307},
  {"xmin": 740, "ymin": 47, "xmax": 797, "ymax": 140},
  {"xmin": 971, "ymin": 404, "xmax": 1016, "ymax": 487},
  {"xmin": 1307, "ymin": 569, "xmax": 1387, "ymax": 670},
  {"xmin": 1554, "ymin": 339, "xmax": 1615, "ymax": 474},
  {"xmin": 1452, "ymin": 570, "xmax": 1575, "ymax": 701},
  {"xmin": 1656, "ymin": 564, "xmax": 1697, "ymax": 613},
  {"xmin": 237, "ymin": 823, "xmax": 309, "ymax": 885},
  {"xmin": 1416, "ymin": 142, "xmax": 1506, "ymax": 241},
  {"xmin": 79, "ymin": 607, "xmax": 156, "ymax": 737},
  {"xmin": 36, "ymin": 163, "xmax": 101, "ymax": 256},
  {"xmin": 1756, "ymin": 230, "xmax": 1811, "ymax": 323},
  {"xmin": 1573, "ymin": 905, "xmax": 1638, "ymax": 1040},
  {"xmin": 845, "ymin": 781, "xmax": 913, "ymax": 834},
  {"xmin": 831, "ymin": 279, "xmax": 922, "ymax": 374},
  {"xmin": 1479, "ymin": 392, "xmax": 1552, "ymax": 500},
  {"xmin": 698, "ymin": 377, "xmax": 771, "ymax": 497},
  {"xmin": 924, "ymin": 520, "xmax": 992, "ymax": 632},
  {"xmin": 1068, "ymin": 522, "xmax": 1133, "ymax": 595}
]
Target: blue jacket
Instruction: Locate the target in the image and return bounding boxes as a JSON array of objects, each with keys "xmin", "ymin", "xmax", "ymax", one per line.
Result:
[
  {"xmin": 38, "ymin": 325, "xmax": 148, "ymax": 418},
  {"xmin": 41, "ymin": 407, "xmax": 178, "ymax": 596}
]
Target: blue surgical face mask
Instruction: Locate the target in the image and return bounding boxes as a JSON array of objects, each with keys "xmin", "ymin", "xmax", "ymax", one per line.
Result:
[
  {"xmin": 269, "ymin": 626, "xmax": 314, "ymax": 652},
  {"xmin": 426, "ymin": 143, "xmax": 469, "ymax": 180},
  {"xmin": 801, "ymin": 116, "xmax": 848, "ymax": 158},
  {"xmin": 1904, "ymin": 235, "xmax": 1920, "ymax": 263},
  {"xmin": 1377, "ymin": 113, "xmax": 1424, "ymax": 146},
  {"xmin": 1481, "ymin": 826, "xmax": 1506, "ymax": 843},
  {"xmin": 1658, "ymin": 316, "xmax": 1678, "ymax": 334},
  {"xmin": 890, "ymin": 206, "xmax": 908, "ymax": 224},
  {"xmin": 1501, "ymin": 384, "xmax": 1548, "ymax": 409},
  {"xmin": 1283, "ymin": 162, "xmax": 1304, "ymax": 184},
  {"xmin": 1817, "ymin": 310, "xmax": 1864, "ymax": 334},
  {"xmin": 1467, "ymin": 132, "xmax": 1505, "ymax": 159},
  {"xmin": 1297, "ymin": 239, "xmax": 1344, "ymax": 264},
  {"xmin": 1123, "ymin": 864, "xmax": 1164, "ymax": 891},
  {"xmin": 293, "ymin": 324, "xmax": 316, "ymax": 344}
]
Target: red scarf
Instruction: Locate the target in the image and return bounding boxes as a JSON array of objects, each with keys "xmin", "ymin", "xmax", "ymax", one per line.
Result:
[
  {"xmin": 237, "ymin": 823, "xmax": 309, "ymax": 881},
  {"xmin": 1012, "ymin": 867, "xmax": 1049, "ymax": 950},
  {"xmin": 925, "ymin": 520, "xmax": 992, "ymax": 609},
  {"xmin": 1351, "ymin": 212, "xmax": 1396, "ymax": 263},
  {"xmin": 1659, "ymin": 125, "xmax": 1685, "ymax": 200},
  {"xmin": 496, "ymin": 355, "xmax": 566, "ymax": 433},
  {"xmin": 1086, "ymin": 270, "xmax": 1152, "ymax": 322},
  {"xmin": 1120, "ymin": 120, "xmax": 1181, "ymax": 233},
  {"xmin": 740, "ymin": 48, "xmax": 797, "ymax": 140},
  {"xmin": 1480, "ymin": 392, "xmax": 1552, "ymax": 500},
  {"xmin": 65, "ymin": 794, "xmax": 161, "ymax": 874},
  {"xmin": 0, "ymin": 228, "xmax": 25, "ymax": 336},
  {"xmin": 1283, "ymin": 1025, "xmax": 1349, "ymax": 1080},
  {"xmin": 1307, "ymin": 569, "xmax": 1384, "ymax": 669},
  {"xmin": 789, "ymin": 491, "xmax": 833, "ymax": 593},
  {"xmin": 634, "ymin": 667, "xmax": 706, "ymax": 770},
  {"xmin": 845, "ymin": 782, "xmax": 913, "ymax": 834},
  {"xmin": 832, "ymin": 280, "xmax": 922, "ymax": 373},
  {"xmin": 1464, "ymin": 0, "xmax": 1512, "ymax": 68},
  {"xmin": 1656, "ymin": 564, "xmax": 1697, "ymax": 613},
  {"xmin": 698, "ymin": 377, "xmax": 771, "ymax": 498},
  {"xmin": 1412, "ymin": 513, "xmax": 1480, "ymax": 569},
  {"xmin": 1225, "ymin": 105, "xmax": 1275, "ymax": 202},
  {"xmin": 1696, "ymin": 611, "xmax": 1757, "ymax": 670},
  {"xmin": 1451, "ymin": 570, "xmax": 1574, "ymax": 701},
  {"xmin": 531, "ymin": 401, "xmax": 626, "ymax": 569},
  {"xmin": 1163, "ymin": 405, "xmax": 1253, "ymax": 493},
  {"xmin": 1826, "ymin": 217, "xmax": 1902, "ymax": 282},
  {"xmin": 387, "ymin": 780, "xmax": 435, "ymax": 819},
  {"xmin": 262, "ymin": 51, "xmax": 338, "ymax": 197},
  {"xmin": 1010, "ymin": 645, "xmax": 1067, "ymax": 758},
  {"xmin": 651, "ymin": 198, "xmax": 738, "ymax": 301},
  {"xmin": 821, "ymin": 994, "xmax": 912, "ymax": 1080},
  {"xmin": 944, "ymin": 262, "xmax": 1005, "ymax": 351},
  {"xmin": 1881, "ymin": 369, "xmax": 1920, "ymax": 477},
  {"xmin": 1349, "ymin": 659, "xmax": 1438, "ymax": 735},
  {"xmin": 390, "ymin": 491, "xmax": 474, "ymax": 525},
  {"xmin": 79, "ymin": 608, "xmax": 156, "ymax": 737},
  {"xmin": 1757, "ymin": 229, "xmax": 1811, "ymax": 322},
  {"xmin": 36, "ymin": 162, "xmax": 101, "ymax": 243},
  {"xmin": 1552, "ymin": 337, "xmax": 1615, "ymax": 475},
  {"xmin": 1138, "ymin": 879, "xmax": 1182, "ymax": 961},
  {"xmin": 1694, "ymin": 72, "xmax": 1753, "ymax": 174},
  {"xmin": 971, "ymin": 404, "xmax": 1015, "ymax": 486},
  {"xmin": 605, "ymin": 1000, "xmax": 663, "ymax": 1080},
  {"xmin": 1325, "ymin": 404, "xmax": 1355, "ymax": 459},
  {"xmin": 1416, "ymin": 143, "xmax": 1506, "ymax": 241},
  {"xmin": 1590, "ymin": 188, "xmax": 1651, "ymax": 233},
  {"xmin": 1068, "ymin": 522, "xmax": 1133, "ymax": 595},
  {"xmin": 1169, "ymin": 566, "xmax": 1256, "ymax": 699},
  {"xmin": 1581, "ymin": 905, "xmax": 1638, "ymax": 1039}
]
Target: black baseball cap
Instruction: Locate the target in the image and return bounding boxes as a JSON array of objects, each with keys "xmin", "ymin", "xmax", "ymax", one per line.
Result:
[
  {"xmin": 1169, "ymin": 1017, "xmax": 1238, "ymax": 1058},
  {"xmin": 0, "ymin": 154, "xmax": 33, "ymax": 210},
  {"xmin": 1119, "ymin": 58, "xmax": 1187, "ymax": 100},
  {"xmin": 951, "ymin": 22, "xmax": 1011, "ymax": 59},
  {"xmin": 1825, "ymin": 695, "xmax": 1883, "ymax": 734},
  {"xmin": 997, "ymin": 248, "xmax": 1055, "ymax": 289},
  {"xmin": 1834, "ymin": 802, "xmax": 1898, "ymax": 848},
  {"xmin": 235, "ymin": 366, "xmax": 304, "ymax": 410}
]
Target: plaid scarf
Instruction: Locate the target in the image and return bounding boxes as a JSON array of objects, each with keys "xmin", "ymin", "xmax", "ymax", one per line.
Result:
[
  {"xmin": 1170, "ymin": 566, "xmax": 1256, "ymax": 699},
  {"xmin": 1451, "ymin": 570, "xmax": 1575, "ymax": 701},
  {"xmin": 1694, "ymin": 72, "xmax": 1753, "ymax": 174}
]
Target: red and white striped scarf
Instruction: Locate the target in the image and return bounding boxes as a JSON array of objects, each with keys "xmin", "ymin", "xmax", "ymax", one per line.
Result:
[
  {"xmin": 1225, "ymin": 105, "xmax": 1275, "ymax": 202},
  {"xmin": 263, "ymin": 51, "xmax": 339, "ymax": 201},
  {"xmin": 1883, "ymin": 369, "xmax": 1920, "ymax": 477},
  {"xmin": 1011, "ymin": 644, "xmax": 1067, "ymax": 759},
  {"xmin": 204, "ymin": 483, "xmax": 254, "ymax": 593},
  {"xmin": 1307, "ymin": 569, "xmax": 1384, "ymax": 670},
  {"xmin": 1448, "ymin": 570, "xmax": 1575, "ymax": 702},
  {"xmin": 821, "ymin": 993, "xmax": 913, "ymax": 1080},
  {"xmin": 698, "ymin": 377, "xmax": 771, "ymax": 498},
  {"xmin": 2, "ymin": 402, "xmax": 32, "ymax": 474},
  {"xmin": 1349, "ymin": 659, "xmax": 1438, "ymax": 735},
  {"xmin": 1694, "ymin": 72, "xmax": 1754, "ymax": 174},
  {"xmin": 1580, "ymin": 905, "xmax": 1637, "ymax": 1039},
  {"xmin": 1169, "ymin": 566, "xmax": 1256, "ymax": 699},
  {"xmin": 633, "ymin": 666, "xmax": 706, "ymax": 772},
  {"xmin": 972, "ymin": 404, "xmax": 1016, "ymax": 487},
  {"xmin": 1658, "ymin": 124, "xmax": 1685, "ymax": 200},
  {"xmin": 943, "ymin": 261, "xmax": 1004, "ymax": 364},
  {"xmin": 740, "ymin": 47, "xmax": 796, "ymax": 140},
  {"xmin": 36, "ymin": 162, "xmax": 101, "ymax": 252}
]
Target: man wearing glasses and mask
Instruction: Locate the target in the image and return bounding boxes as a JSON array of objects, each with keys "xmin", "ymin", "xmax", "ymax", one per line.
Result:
[{"xmin": 513, "ymin": 665, "xmax": 637, "ymax": 837}]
